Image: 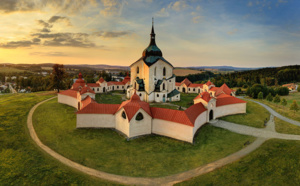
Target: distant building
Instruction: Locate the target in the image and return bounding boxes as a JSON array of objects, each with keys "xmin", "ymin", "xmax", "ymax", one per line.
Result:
[{"xmin": 282, "ymin": 83, "xmax": 296, "ymax": 91}]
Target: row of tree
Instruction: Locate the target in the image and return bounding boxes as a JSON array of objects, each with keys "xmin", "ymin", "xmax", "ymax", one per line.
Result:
[{"xmin": 246, "ymin": 84, "xmax": 289, "ymax": 99}]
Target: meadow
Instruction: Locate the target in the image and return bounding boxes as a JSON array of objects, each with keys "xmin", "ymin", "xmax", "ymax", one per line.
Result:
[
  {"xmin": 0, "ymin": 92, "xmax": 117, "ymax": 185},
  {"xmin": 32, "ymin": 98, "xmax": 255, "ymax": 177},
  {"xmin": 0, "ymin": 66, "xmax": 25, "ymax": 73}
]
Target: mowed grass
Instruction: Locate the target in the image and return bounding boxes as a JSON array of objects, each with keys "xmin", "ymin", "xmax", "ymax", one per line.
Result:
[
  {"xmin": 150, "ymin": 103, "xmax": 179, "ymax": 110},
  {"xmin": 0, "ymin": 92, "xmax": 118, "ymax": 185},
  {"xmin": 172, "ymin": 93, "xmax": 198, "ymax": 108},
  {"xmin": 33, "ymin": 98, "xmax": 255, "ymax": 177},
  {"xmin": 220, "ymin": 100, "xmax": 270, "ymax": 128},
  {"xmin": 95, "ymin": 93, "xmax": 124, "ymax": 104},
  {"xmin": 177, "ymin": 139, "xmax": 300, "ymax": 185},
  {"xmin": 275, "ymin": 117, "xmax": 300, "ymax": 135},
  {"xmin": 0, "ymin": 66, "xmax": 25, "ymax": 73},
  {"xmin": 255, "ymin": 92, "xmax": 300, "ymax": 122}
]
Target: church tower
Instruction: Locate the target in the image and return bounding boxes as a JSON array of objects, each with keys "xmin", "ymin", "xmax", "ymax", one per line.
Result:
[{"xmin": 127, "ymin": 19, "xmax": 180, "ymax": 103}]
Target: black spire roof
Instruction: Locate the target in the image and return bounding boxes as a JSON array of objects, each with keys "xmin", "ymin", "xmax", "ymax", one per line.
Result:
[{"xmin": 140, "ymin": 19, "xmax": 173, "ymax": 67}]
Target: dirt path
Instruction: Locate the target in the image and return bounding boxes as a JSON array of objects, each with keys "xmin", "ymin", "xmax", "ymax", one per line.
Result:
[{"xmin": 26, "ymin": 97, "xmax": 267, "ymax": 185}]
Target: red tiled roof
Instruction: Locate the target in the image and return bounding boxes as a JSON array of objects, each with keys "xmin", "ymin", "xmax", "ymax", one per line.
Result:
[
  {"xmin": 80, "ymin": 86, "xmax": 95, "ymax": 94},
  {"xmin": 181, "ymin": 78, "xmax": 192, "ymax": 86},
  {"xmin": 116, "ymin": 92, "xmax": 151, "ymax": 121},
  {"xmin": 107, "ymin": 82, "xmax": 114, "ymax": 86},
  {"xmin": 81, "ymin": 96, "xmax": 96, "ymax": 109},
  {"xmin": 122, "ymin": 75, "xmax": 131, "ymax": 84},
  {"xmin": 175, "ymin": 82, "xmax": 181, "ymax": 86},
  {"xmin": 215, "ymin": 83, "xmax": 233, "ymax": 96},
  {"xmin": 109, "ymin": 81, "xmax": 125, "ymax": 85},
  {"xmin": 87, "ymin": 83, "xmax": 100, "ymax": 87},
  {"xmin": 77, "ymin": 103, "xmax": 120, "ymax": 114},
  {"xmin": 206, "ymin": 80, "xmax": 214, "ymax": 86},
  {"xmin": 98, "ymin": 77, "xmax": 105, "ymax": 83},
  {"xmin": 193, "ymin": 91, "xmax": 212, "ymax": 102},
  {"xmin": 188, "ymin": 84, "xmax": 203, "ymax": 88},
  {"xmin": 216, "ymin": 94, "xmax": 246, "ymax": 107},
  {"xmin": 209, "ymin": 87, "xmax": 219, "ymax": 91},
  {"xmin": 151, "ymin": 103, "xmax": 206, "ymax": 126},
  {"xmin": 58, "ymin": 89, "xmax": 78, "ymax": 98}
]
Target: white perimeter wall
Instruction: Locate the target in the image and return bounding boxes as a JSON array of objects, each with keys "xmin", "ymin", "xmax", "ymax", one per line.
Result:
[
  {"xmin": 152, "ymin": 119, "xmax": 194, "ymax": 143},
  {"xmin": 115, "ymin": 108, "xmax": 130, "ymax": 137},
  {"xmin": 58, "ymin": 94, "xmax": 78, "ymax": 109},
  {"xmin": 215, "ymin": 103, "xmax": 246, "ymax": 118},
  {"xmin": 193, "ymin": 111, "xmax": 207, "ymax": 135},
  {"xmin": 77, "ymin": 114, "xmax": 115, "ymax": 128}
]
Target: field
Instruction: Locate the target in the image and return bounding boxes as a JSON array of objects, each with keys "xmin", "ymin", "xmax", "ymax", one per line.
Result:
[
  {"xmin": 254, "ymin": 92, "xmax": 300, "ymax": 122},
  {"xmin": 95, "ymin": 93, "xmax": 124, "ymax": 104},
  {"xmin": 220, "ymin": 101, "xmax": 270, "ymax": 128},
  {"xmin": 173, "ymin": 68, "xmax": 203, "ymax": 76},
  {"xmin": 172, "ymin": 93, "xmax": 198, "ymax": 108},
  {"xmin": 177, "ymin": 139, "xmax": 300, "ymax": 185},
  {"xmin": 32, "ymin": 98, "xmax": 255, "ymax": 177},
  {"xmin": 0, "ymin": 92, "xmax": 116, "ymax": 185},
  {"xmin": 0, "ymin": 66, "xmax": 25, "ymax": 73},
  {"xmin": 275, "ymin": 117, "xmax": 300, "ymax": 135}
]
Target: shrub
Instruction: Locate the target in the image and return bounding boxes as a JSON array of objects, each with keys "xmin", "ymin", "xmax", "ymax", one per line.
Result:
[
  {"xmin": 290, "ymin": 100, "xmax": 299, "ymax": 115},
  {"xmin": 258, "ymin": 92, "xmax": 263, "ymax": 99},
  {"xmin": 273, "ymin": 94, "xmax": 281, "ymax": 105},
  {"xmin": 281, "ymin": 98, "xmax": 287, "ymax": 107},
  {"xmin": 266, "ymin": 93, "xmax": 273, "ymax": 102}
]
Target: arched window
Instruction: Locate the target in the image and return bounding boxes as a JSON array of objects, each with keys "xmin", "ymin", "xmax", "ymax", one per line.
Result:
[
  {"xmin": 122, "ymin": 111, "xmax": 126, "ymax": 119},
  {"xmin": 193, "ymin": 88, "xmax": 195, "ymax": 91},
  {"xmin": 157, "ymin": 94, "xmax": 159, "ymax": 97},
  {"xmin": 139, "ymin": 93, "xmax": 142, "ymax": 96},
  {"xmin": 135, "ymin": 112, "xmax": 144, "ymax": 121},
  {"xmin": 154, "ymin": 67, "xmax": 156, "ymax": 76},
  {"xmin": 137, "ymin": 67, "xmax": 139, "ymax": 74},
  {"xmin": 163, "ymin": 83, "xmax": 165, "ymax": 90},
  {"xmin": 163, "ymin": 67, "xmax": 166, "ymax": 76}
]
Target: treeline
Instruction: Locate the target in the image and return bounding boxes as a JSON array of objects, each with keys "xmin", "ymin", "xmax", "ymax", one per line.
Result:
[
  {"xmin": 245, "ymin": 84, "xmax": 289, "ymax": 99},
  {"xmin": 211, "ymin": 65, "xmax": 300, "ymax": 87},
  {"xmin": 176, "ymin": 71, "xmax": 217, "ymax": 83}
]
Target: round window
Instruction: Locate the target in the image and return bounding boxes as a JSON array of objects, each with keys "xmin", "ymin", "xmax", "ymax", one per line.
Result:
[{"xmin": 135, "ymin": 112, "xmax": 144, "ymax": 121}]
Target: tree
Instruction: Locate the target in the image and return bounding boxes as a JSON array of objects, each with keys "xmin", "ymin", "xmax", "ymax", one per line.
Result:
[
  {"xmin": 290, "ymin": 100, "xmax": 299, "ymax": 115},
  {"xmin": 273, "ymin": 94, "xmax": 281, "ymax": 106},
  {"xmin": 298, "ymin": 85, "xmax": 300, "ymax": 92},
  {"xmin": 281, "ymin": 98, "xmax": 287, "ymax": 108},
  {"xmin": 235, "ymin": 88, "xmax": 242, "ymax": 96},
  {"xmin": 51, "ymin": 64, "xmax": 67, "ymax": 93},
  {"xmin": 266, "ymin": 93, "xmax": 273, "ymax": 102},
  {"xmin": 258, "ymin": 92, "xmax": 263, "ymax": 99}
]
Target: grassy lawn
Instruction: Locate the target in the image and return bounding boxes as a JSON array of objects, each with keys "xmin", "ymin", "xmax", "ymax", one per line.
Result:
[
  {"xmin": 95, "ymin": 93, "xmax": 124, "ymax": 104},
  {"xmin": 275, "ymin": 117, "xmax": 300, "ymax": 135},
  {"xmin": 33, "ymin": 98, "xmax": 255, "ymax": 177},
  {"xmin": 177, "ymin": 139, "xmax": 300, "ymax": 185},
  {"xmin": 172, "ymin": 93, "xmax": 198, "ymax": 108},
  {"xmin": 0, "ymin": 92, "xmax": 117, "ymax": 185},
  {"xmin": 220, "ymin": 101, "xmax": 270, "ymax": 128},
  {"xmin": 0, "ymin": 66, "xmax": 25, "ymax": 73},
  {"xmin": 150, "ymin": 103, "xmax": 179, "ymax": 110},
  {"xmin": 254, "ymin": 92, "xmax": 300, "ymax": 122}
]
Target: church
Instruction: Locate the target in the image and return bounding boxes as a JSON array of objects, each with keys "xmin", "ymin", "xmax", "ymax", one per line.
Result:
[
  {"xmin": 126, "ymin": 21, "xmax": 180, "ymax": 103},
  {"xmin": 57, "ymin": 21, "xmax": 247, "ymax": 143}
]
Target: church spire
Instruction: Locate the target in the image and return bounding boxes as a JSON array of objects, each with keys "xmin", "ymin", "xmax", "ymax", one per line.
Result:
[{"xmin": 150, "ymin": 17, "xmax": 156, "ymax": 45}]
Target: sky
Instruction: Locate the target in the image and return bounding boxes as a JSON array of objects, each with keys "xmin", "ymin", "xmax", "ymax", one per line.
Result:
[{"xmin": 0, "ymin": 0, "xmax": 299, "ymax": 67}]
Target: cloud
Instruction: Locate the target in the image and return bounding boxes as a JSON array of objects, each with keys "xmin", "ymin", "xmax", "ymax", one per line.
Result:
[
  {"xmin": 156, "ymin": 8, "xmax": 169, "ymax": 17},
  {"xmin": 30, "ymin": 51, "xmax": 68, "ymax": 56},
  {"xmin": 100, "ymin": 0, "xmax": 126, "ymax": 16},
  {"xmin": 278, "ymin": 0, "xmax": 288, "ymax": 3},
  {"xmin": 248, "ymin": 1, "xmax": 253, "ymax": 7},
  {"xmin": 92, "ymin": 31, "xmax": 130, "ymax": 38},
  {"xmin": 32, "ymin": 32, "xmax": 95, "ymax": 48},
  {"xmin": 168, "ymin": 1, "xmax": 188, "ymax": 11},
  {"xmin": 227, "ymin": 28, "xmax": 238, "ymax": 35},
  {"xmin": 192, "ymin": 16, "xmax": 203, "ymax": 23},
  {"xmin": 0, "ymin": 0, "xmax": 96, "ymax": 14},
  {"xmin": 0, "ymin": 40, "xmax": 35, "ymax": 48},
  {"xmin": 48, "ymin": 16, "xmax": 72, "ymax": 26}
]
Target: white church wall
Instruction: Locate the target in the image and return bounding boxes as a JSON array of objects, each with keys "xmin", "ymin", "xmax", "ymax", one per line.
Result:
[
  {"xmin": 76, "ymin": 114, "xmax": 115, "ymax": 128},
  {"xmin": 58, "ymin": 94, "xmax": 78, "ymax": 109},
  {"xmin": 128, "ymin": 109, "xmax": 152, "ymax": 138},
  {"xmin": 215, "ymin": 103, "xmax": 247, "ymax": 118},
  {"xmin": 152, "ymin": 119, "xmax": 194, "ymax": 143}
]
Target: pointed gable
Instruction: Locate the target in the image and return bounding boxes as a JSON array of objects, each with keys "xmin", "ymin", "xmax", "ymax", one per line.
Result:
[
  {"xmin": 116, "ymin": 92, "xmax": 151, "ymax": 121},
  {"xmin": 181, "ymin": 78, "xmax": 192, "ymax": 86},
  {"xmin": 194, "ymin": 91, "xmax": 212, "ymax": 102},
  {"xmin": 215, "ymin": 83, "xmax": 234, "ymax": 96}
]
